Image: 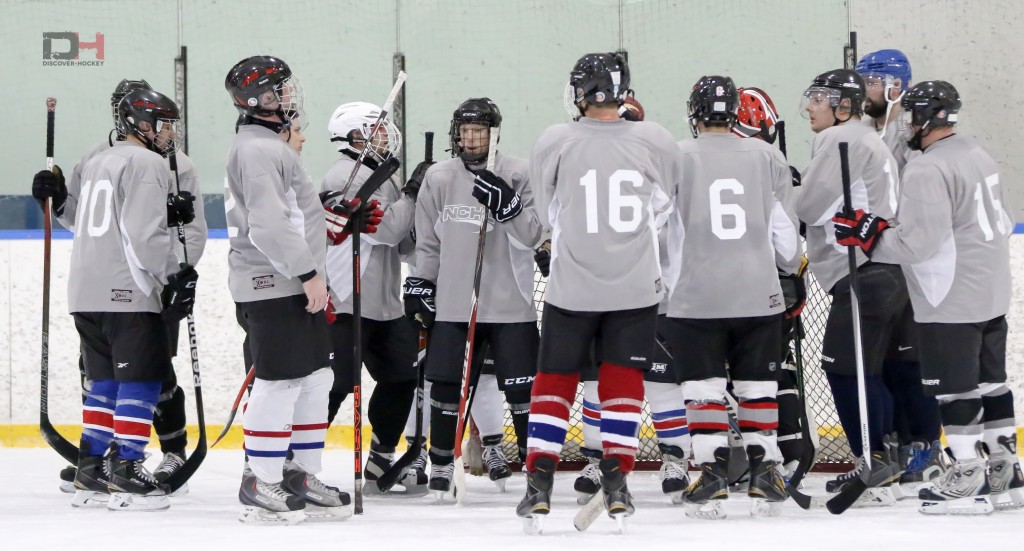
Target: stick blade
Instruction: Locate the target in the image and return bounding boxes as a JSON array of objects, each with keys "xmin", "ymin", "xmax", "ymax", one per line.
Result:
[{"xmin": 825, "ymin": 478, "xmax": 869, "ymax": 514}]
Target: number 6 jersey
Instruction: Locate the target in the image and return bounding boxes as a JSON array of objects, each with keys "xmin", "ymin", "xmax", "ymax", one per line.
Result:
[{"xmin": 529, "ymin": 118, "xmax": 678, "ymax": 312}]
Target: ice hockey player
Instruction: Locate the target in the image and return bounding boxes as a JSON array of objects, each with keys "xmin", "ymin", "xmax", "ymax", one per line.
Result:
[
  {"xmin": 411, "ymin": 97, "xmax": 542, "ymax": 500},
  {"xmin": 662, "ymin": 76, "xmax": 799, "ymax": 519},
  {"xmin": 796, "ymin": 69, "xmax": 904, "ymax": 503},
  {"xmin": 60, "ymin": 88, "xmax": 194, "ymax": 511},
  {"xmin": 518, "ymin": 52, "xmax": 679, "ymax": 530},
  {"xmin": 31, "ymin": 78, "xmax": 206, "ymax": 496},
  {"xmin": 855, "ymin": 50, "xmax": 946, "ymax": 490},
  {"xmin": 321, "ymin": 101, "xmax": 423, "ymax": 494},
  {"xmin": 225, "ymin": 55, "xmax": 350, "ymax": 524},
  {"xmin": 833, "ymin": 80, "xmax": 1023, "ymax": 515}
]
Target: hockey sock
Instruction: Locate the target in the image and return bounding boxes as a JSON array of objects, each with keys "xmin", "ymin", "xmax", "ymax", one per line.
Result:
[
  {"xmin": 734, "ymin": 380, "xmax": 782, "ymax": 462},
  {"xmin": 598, "ymin": 363, "xmax": 643, "ymax": 473},
  {"xmin": 505, "ymin": 388, "xmax": 532, "ymax": 460},
  {"xmin": 776, "ymin": 367, "xmax": 805, "ymax": 465},
  {"xmin": 826, "ymin": 372, "xmax": 889, "ymax": 456},
  {"xmin": 469, "ymin": 374, "xmax": 505, "ymax": 439},
  {"xmin": 581, "ymin": 380, "xmax": 601, "ymax": 451},
  {"xmin": 683, "ymin": 377, "xmax": 730, "ymax": 464},
  {"xmin": 525, "ymin": 371, "xmax": 579, "ymax": 472},
  {"xmin": 327, "ymin": 390, "xmax": 349, "ymax": 426},
  {"xmin": 884, "ymin": 359, "xmax": 941, "ymax": 443},
  {"xmin": 244, "ymin": 376, "xmax": 302, "ymax": 483},
  {"xmin": 154, "ymin": 383, "xmax": 187, "ymax": 454},
  {"xmin": 936, "ymin": 390, "xmax": 983, "ymax": 460},
  {"xmin": 368, "ymin": 379, "xmax": 416, "ymax": 449},
  {"xmin": 428, "ymin": 381, "xmax": 461, "ymax": 465},
  {"xmin": 113, "ymin": 380, "xmax": 161, "ymax": 461},
  {"xmin": 289, "ymin": 368, "xmax": 332, "ymax": 475},
  {"xmin": 980, "ymin": 383, "xmax": 1016, "ymax": 452},
  {"xmin": 82, "ymin": 379, "xmax": 118, "ymax": 457},
  {"xmin": 644, "ymin": 381, "xmax": 689, "ymax": 453}
]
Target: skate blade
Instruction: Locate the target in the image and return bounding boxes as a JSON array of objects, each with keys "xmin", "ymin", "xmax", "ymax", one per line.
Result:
[
  {"xmin": 239, "ymin": 505, "xmax": 305, "ymax": 525},
  {"xmin": 613, "ymin": 513, "xmax": 629, "ymax": 534},
  {"xmin": 684, "ymin": 500, "xmax": 727, "ymax": 520},
  {"xmin": 493, "ymin": 478, "xmax": 507, "ymax": 493},
  {"xmin": 70, "ymin": 490, "xmax": 109, "ymax": 508},
  {"xmin": 852, "ymin": 487, "xmax": 895, "ymax": 508},
  {"xmin": 168, "ymin": 483, "xmax": 189, "ymax": 498},
  {"xmin": 750, "ymin": 498, "xmax": 783, "ymax": 518},
  {"xmin": 891, "ymin": 482, "xmax": 907, "ymax": 501},
  {"xmin": 303, "ymin": 503, "xmax": 353, "ymax": 522},
  {"xmin": 60, "ymin": 481, "xmax": 76, "ymax": 494},
  {"xmin": 576, "ymin": 491, "xmax": 597, "ymax": 506},
  {"xmin": 521, "ymin": 513, "xmax": 546, "ymax": 535},
  {"xmin": 107, "ymin": 491, "xmax": 171, "ymax": 511},
  {"xmin": 919, "ymin": 495, "xmax": 994, "ymax": 516},
  {"xmin": 432, "ymin": 489, "xmax": 451, "ymax": 504},
  {"xmin": 365, "ymin": 480, "xmax": 430, "ymax": 497},
  {"xmin": 669, "ymin": 491, "xmax": 686, "ymax": 505},
  {"xmin": 993, "ymin": 489, "xmax": 1024, "ymax": 511}
]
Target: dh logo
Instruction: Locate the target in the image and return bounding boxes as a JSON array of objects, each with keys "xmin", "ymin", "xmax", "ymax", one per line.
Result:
[{"xmin": 43, "ymin": 32, "xmax": 105, "ymax": 66}]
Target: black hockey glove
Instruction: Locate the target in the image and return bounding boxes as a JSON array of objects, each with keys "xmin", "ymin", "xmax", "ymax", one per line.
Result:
[
  {"xmin": 167, "ymin": 191, "xmax": 196, "ymax": 226},
  {"xmin": 790, "ymin": 165, "xmax": 802, "ymax": 187},
  {"xmin": 833, "ymin": 209, "xmax": 889, "ymax": 255},
  {"xmin": 779, "ymin": 255, "xmax": 808, "ymax": 319},
  {"xmin": 32, "ymin": 166, "xmax": 67, "ymax": 214},
  {"xmin": 534, "ymin": 240, "xmax": 552, "ymax": 277},
  {"xmin": 403, "ymin": 160, "xmax": 433, "ymax": 201},
  {"xmin": 161, "ymin": 264, "xmax": 198, "ymax": 323},
  {"xmin": 472, "ymin": 170, "xmax": 522, "ymax": 223},
  {"xmin": 403, "ymin": 277, "xmax": 436, "ymax": 329}
]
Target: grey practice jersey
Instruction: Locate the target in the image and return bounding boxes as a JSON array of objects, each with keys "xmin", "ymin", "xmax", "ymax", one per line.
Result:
[
  {"xmin": 225, "ymin": 124, "xmax": 327, "ymax": 303},
  {"xmin": 861, "ymin": 115, "xmax": 919, "ymax": 174},
  {"xmin": 666, "ymin": 133, "xmax": 800, "ymax": 319},
  {"xmin": 59, "ymin": 139, "xmax": 207, "ymax": 264},
  {"xmin": 322, "ymin": 154, "xmax": 415, "ymax": 321},
  {"xmin": 415, "ymin": 153, "xmax": 542, "ymax": 323},
  {"xmin": 796, "ymin": 122, "xmax": 900, "ymax": 292},
  {"xmin": 68, "ymin": 142, "xmax": 180, "ymax": 313},
  {"xmin": 872, "ymin": 135, "xmax": 1014, "ymax": 323},
  {"xmin": 530, "ymin": 118, "xmax": 677, "ymax": 312}
]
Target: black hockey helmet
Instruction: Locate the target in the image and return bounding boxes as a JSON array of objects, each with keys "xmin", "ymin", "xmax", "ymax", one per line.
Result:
[
  {"xmin": 110, "ymin": 79, "xmax": 152, "ymax": 139},
  {"xmin": 687, "ymin": 75, "xmax": 739, "ymax": 138},
  {"xmin": 225, "ymin": 55, "xmax": 302, "ymax": 130},
  {"xmin": 117, "ymin": 89, "xmax": 183, "ymax": 157},
  {"xmin": 564, "ymin": 52, "xmax": 630, "ymax": 120},
  {"xmin": 449, "ymin": 97, "xmax": 502, "ymax": 163},
  {"xmin": 801, "ymin": 69, "xmax": 866, "ymax": 124},
  {"xmin": 901, "ymin": 80, "xmax": 960, "ymax": 150}
]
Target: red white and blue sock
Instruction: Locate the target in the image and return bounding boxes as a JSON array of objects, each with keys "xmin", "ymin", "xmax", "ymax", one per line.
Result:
[
  {"xmin": 598, "ymin": 363, "xmax": 644, "ymax": 473},
  {"xmin": 525, "ymin": 371, "xmax": 579, "ymax": 472},
  {"xmin": 82, "ymin": 379, "xmax": 118, "ymax": 457},
  {"xmin": 645, "ymin": 380, "xmax": 689, "ymax": 452},
  {"xmin": 113, "ymin": 380, "xmax": 161, "ymax": 461}
]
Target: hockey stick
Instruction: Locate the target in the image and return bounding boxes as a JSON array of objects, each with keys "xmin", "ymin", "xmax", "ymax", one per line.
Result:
[
  {"xmin": 339, "ymin": 72, "xmax": 408, "ymax": 198},
  {"xmin": 777, "ymin": 120, "xmax": 787, "ymax": 159},
  {"xmin": 452, "ymin": 131, "xmax": 499, "ymax": 503},
  {"xmin": 39, "ymin": 97, "xmax": 79, "ymax": 465},
  {"xmin": 825, "ymin": 142, "xmax": 873, "ymax": 514},
  {"xmin": 161, "ymin": 152, "xmax": 207, "ymax": 494},
  {"xmin": 786, "ymin": 315, "xmax": 821, "ymax": 509},
  {"xmin": 211, "ymin": 366, "xmax": 255, "ymax": 448},
  {"xmin": 352, "ymin": 156, "xmax": 402, "ymax": 514}
]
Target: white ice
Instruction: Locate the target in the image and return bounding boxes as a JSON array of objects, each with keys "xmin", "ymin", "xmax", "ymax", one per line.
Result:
[{"xmin": 2, "ymin": 448, "xmax": 1019, "ymax": 550}]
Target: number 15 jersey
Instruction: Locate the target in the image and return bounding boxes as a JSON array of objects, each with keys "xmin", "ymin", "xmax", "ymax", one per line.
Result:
[{"xmin": 529, "ymin": 118, "xmax": 678, "ymax": 312}]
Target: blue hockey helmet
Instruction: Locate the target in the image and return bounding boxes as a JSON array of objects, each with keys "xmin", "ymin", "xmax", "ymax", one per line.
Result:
[{"xmin": 855, "ymin": 49, "xmax": 912, "ymax": 90}]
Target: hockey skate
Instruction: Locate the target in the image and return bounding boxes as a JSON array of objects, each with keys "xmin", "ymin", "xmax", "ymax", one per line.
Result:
[
  {"xmin": 238, "ymin": 471, "xmax": 305, "ymax": 525},
  {"xmin": 363, "ymin": 449, "xmax": 395, "ymax": 495},
  {"xmin": 399, "ymin": 440, "xmax": 430, "ymax": 493},
  {"xmin": 899, "ymin": 440, "xmax": 947, "ymax": 491},
  {"xmin": 747, "ymin": 445, "xmax": 787, "ymax": 517},
  {"xmin": 71, "ymin": 455, "xmax": 110, "ymax": 508},
  {"xmin": 106, "ymin": 456, "xmax": 171, "ymax": 511},
  {"xmin": 428, "ymin": 462, "xmax": 455, "ymax": 503},
  {"xmin": 599, "ymin": 458, "xmax": 634, "ymax": 532},
  {"xmin": 919, "ymin": 448, "xmax": 993, "ymax": 516},
  {"xmin": 59, "ymin": 465, "xmax": 77, "ymax": 494},
  {"xmin": 481, "ymin": 443, "xmax": 512, "ymax": 492},
  {"xmin": 282, "ymin": 467, "xmax": 352, "ymax": 522},
  {"xmin": 517, "ymin": 456, "xmax": 555, "ymax": 535},
  {"xmin": 153, "ymin": 451, "xmax": 188, "ymax": 497},
  {"xmin": 683, "ymin": 447, "xmax": 730, "ymax": 520},
  {"xmin": 988, "ymin": 435, "xmax": 1024, "ymax": 511},
  {"xmin": 883, "ymin": 435, "xmax": 906, "ymax": 500},
  {"xmin": 825, "ymin": 452, "xmax": 895, "ymax": 507},
  {"xmin": 573, "ymin": 448, "xmax": 602, "ymax": 505},
  {"xmin": 658, "ymin": 444, "xmax": 690, "ymax": 504}
]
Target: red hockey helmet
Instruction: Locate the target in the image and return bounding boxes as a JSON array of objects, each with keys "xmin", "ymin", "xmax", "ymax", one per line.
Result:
[{"xmin": 733, "ymin": 87, "xmax": 780, "ymax": 143}]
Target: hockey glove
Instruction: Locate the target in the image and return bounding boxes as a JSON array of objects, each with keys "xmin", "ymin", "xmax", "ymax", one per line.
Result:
[
  {"xmin": 403, "ymin": 160, "xmax": 433, "ymax": 201},
  {"xmin": 161, "ymin": 264, "xmax": 198, "ymax": 323},
  {"xmin": 790, "ymin": 165, "xmax": 802, "ymax": 187},
  {"xmin": 534, "ymin": 240, "xmax": 552, "ymax": 277},
  {"xmin": 403, "ymin": 277, "xmax": 436, "ymax": 329},
  {"xmin": 832, "ymin": 209, "xmax": 889, "ymax": 255},
  {"xmin": 321, "ymin": 191, "xmax": 384, "ymax": 245},
  {"xmin": 472, "ymin": 170, "xmax": 522, "ymax": 223},
  {"xmin": 167, "ymin": 191, "xmax": 196, "ymax": 226},
  {"xmin": 32, "ymin": 165, "xmax": 67, "ymax": 214}
]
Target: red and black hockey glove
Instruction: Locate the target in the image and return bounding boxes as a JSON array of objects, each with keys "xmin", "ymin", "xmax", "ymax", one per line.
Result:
[
  {"xmin": 321, "ymin": 191, "xmax": 384, "ymax": 245},
  {"xmin": 832, "ymin": 209, "xmax": 889, "ymax": 255}
]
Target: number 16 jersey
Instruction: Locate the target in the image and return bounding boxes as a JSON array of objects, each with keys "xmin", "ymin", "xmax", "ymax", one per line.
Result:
[{"xmin": 529, "ymin": 117, "xmax": 678, "ymax": 312}]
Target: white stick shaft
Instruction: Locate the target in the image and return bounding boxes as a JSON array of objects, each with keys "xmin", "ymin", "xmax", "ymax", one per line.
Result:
[{"xmin": 382, "ymin": 71, "xmax": 407, "ymax": 113}]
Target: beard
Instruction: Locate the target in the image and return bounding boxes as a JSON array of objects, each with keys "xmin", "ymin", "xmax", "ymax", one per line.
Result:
[{"xmin": 864, "ymin": 97, "xmax": 888, "ymax": 119}]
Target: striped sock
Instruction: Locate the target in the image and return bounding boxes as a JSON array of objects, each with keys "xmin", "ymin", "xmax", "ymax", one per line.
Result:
[
  {"xmin": 645, "ymin": 381, "xmax": 689, "ymax": 451},
  {"xmin": 525, "ymin": 371, "xmax": 579, "ymax": 472},
  {"xmin": 598, "ymin": 363, "xmax": 643, "ymax": 473},
  {"xmin": 581, "ymin": 380, "xmax": 602, "ymax": 450},
  {"xmin": 113, "ymin": 380, "xmax": 161, "ymax": 461},
  {"xmin": 686, "ymin": 399, "xmax": 730, "ymax": 464},
  {"xmin": 82, "ymin": 379, "xmax": 118, "ymax": 457}
]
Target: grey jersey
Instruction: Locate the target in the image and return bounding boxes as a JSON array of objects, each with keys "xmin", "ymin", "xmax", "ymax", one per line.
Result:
[
  {"xmin": 861, "ymin": 115, "xmax": 919, "ymax": 174},
  {"xmin": 415, "ymin": 153, "xmax": 542, "ymax": 323},
  {"xmin": 225, "ymin": 124, "xmax": 327, "ymax": 303},
  {"xmin": 60, "ymin": 139, "xmax": 207, "ymax": 264},
  {"xmin": 530, "ymin": 118, "xmax": 677, "ymax": 312},
  {"xmin": 795, "ymin": 122, "xmax": 900, "ymax": 292},
  {"xmin": 666, "ymin": 133, "xmax": 800, "ymax": 319},
  {"xmin": 872, "ymin": 135, "xmax": 1013, "ymax": 323},
  {"xmin": 322, "ymin": 154, "xmax": 415, "ymax": 321},
  {"xmin": 68, "ymin": 142, "xmax": 180, "ymax": 313}
]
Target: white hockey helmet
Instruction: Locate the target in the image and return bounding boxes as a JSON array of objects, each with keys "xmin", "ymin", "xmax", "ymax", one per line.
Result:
[{"xmin": 327, "ymin": 101, "xmax": 402, "ymax": 162}]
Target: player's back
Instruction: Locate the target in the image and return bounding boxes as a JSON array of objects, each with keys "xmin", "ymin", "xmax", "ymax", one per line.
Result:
[{"xmin": 530, "ymin": 118, "xmax": 678, "ymax": 312}]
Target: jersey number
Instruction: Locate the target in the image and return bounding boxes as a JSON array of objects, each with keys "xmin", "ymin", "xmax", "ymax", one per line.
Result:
[
  {"xmin": 579, "ymin": 169, "xmax": 643, "ymax": 233},
  {"xmin": 974, "ymin": 174, "xmax": 1009, "ymax": 241},
  {"xmin": 78, "ymin": 179, "xmax": 114, "ymax": 237},
  {"xmin": 709, "ymin": 179, "xmax": 747, "ymax": 240}
]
